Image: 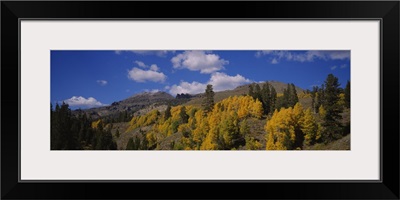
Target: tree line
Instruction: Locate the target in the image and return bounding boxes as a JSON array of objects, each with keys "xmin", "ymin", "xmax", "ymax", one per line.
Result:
[
  {"xmin": 265, "ymin": 74, "xmax": 350, "ymax": 150},
  {"xmin": 51, "ymin": 103, "xmax": 117, "ymax": 150}
]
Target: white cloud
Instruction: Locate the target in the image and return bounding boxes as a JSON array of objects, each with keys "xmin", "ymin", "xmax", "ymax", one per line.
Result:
[
  {"xmin": 255, "ymin": 50, "xmax": 350, "ymax": 63},
  {"xmin": 143, "ymin": 89, "xmax": 161, "ymax": 93},
  {"xmin": 168, "ymin": 72, "xmax": 251, "ymax": 95},
  {"xmin": 63, "ymin": 96, "xmax": 107, "ymax": 108},
  {"xmin": 171, "ymin": 50, "xmax": 229, "ymax": 74},
  {"xmin": 255, "ymin": 50, "xmax": 273, "ymax": 58},
  {"xmin": 134, "ymin": 61, "xmax": 160, "ymax": 71},
  {"xmin": 305, "ymin": 50, "xmax": 351, "ymax": 60},
  {"xmin": 150, "ymin": 64, "xmax": 159, "ymax": 71},
  {"xmin": 129, "ymin": 61, "xmax": 165, "ymax": 82},
  {"xmin": 134, "ymin": 61, "xmax": 147, "ymax": 68},
  {"xmin": 115, "ymin": 50, "xmax": 122, "ymax": 55},
  {"xmin": 127, "ymin": 67, "xmax": 166, "ymax": 83},
  {"xmin": 169, "ymin": 81, "xmax": 207, "ymax": 95},
  {"xmin": 96, "ymin": 80, "xmax": 108, "ymax": 86},
  {"xmin": 331, "ymin": 65, "xmax": 337, "ymax": 70},
  {"xmin": 340, "ymin": 64, "xmax": 347, "ymax": 69},
  {"xmin": 208, "ymin": 72, "xmax": 251, "ymax": 92}
]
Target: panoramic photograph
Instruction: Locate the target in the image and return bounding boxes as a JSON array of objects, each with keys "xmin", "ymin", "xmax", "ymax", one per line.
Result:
[{"xmin": 51, "ymin": 50, "xmax": 350, "ymax": 150}]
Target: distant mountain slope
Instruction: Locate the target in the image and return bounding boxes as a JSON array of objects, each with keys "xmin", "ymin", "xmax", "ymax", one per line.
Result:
[
  {"xmin": 184, "ymin": 81, "xmax": 305, "ymax": 106},
  {"xmin": 78, "ymin": 91, "xmax": 177, "ymax": 119}
]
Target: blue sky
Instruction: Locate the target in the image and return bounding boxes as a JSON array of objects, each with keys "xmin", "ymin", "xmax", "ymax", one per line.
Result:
[{"xmin": 51, "ymin": 50, "xmax": 350, "ymax": 109}]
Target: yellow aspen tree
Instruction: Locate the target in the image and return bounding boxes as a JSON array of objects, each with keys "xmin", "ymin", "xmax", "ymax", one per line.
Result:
[
  {"xmin": 200, "ymin": 108, "xmax": 222, "ymax": 150},
  {"xmin": 251, "ymin": 99, "xmax": 263, "ymax": 118},
  {"xmin": 302, "ymin": 108, "xmax": 320, "ymax": 145},
  {"xmin": 265, "ymin": 110, "xmax": 279, "ymax": 150},
  {"xmin": 292, "ymin": 103, "xmax": 304, "ymax": 125},
  {"xmin": 265, "ymin": 108, "xmax": 295, "ymax": 150},
  {"xmin": 178, "ymin": 123, "xmax": 191, "ymax": 137},
  {"xmin": 129, "ymin": 117, "xmax": 137, "ymax": 126},
  {"xmin": 91, "ymin": 119, "xmax": 102, "ymax": 129},
  {"xmin": 238, "ymin": 102, "xmax": 248, "ymax": 119},
  {"xmin": 318, "ymin": 105, "xmax": 326, "ymax": 118},
  {"xmin": 192, "ymin": 110, "xmax": 208, "ymax": 148},
  {"xmin": 201, "ymin": 114, "xmax": 219, "ymax": 150},
  {"xmin": 159, "ymin": 118, "xmax": 172, "ymax": 136},
  {"xmin": 145, "ymin": 110, "xmax": 160, "ymax": 125},
  {"xmin": 180, "ymin": 137, "xmax": 192, "ymax": 150},
  {"xmin": 146, "ymin": 131, "xmax": 157, "ymax": 148},
  {"xmin": 200, "ymin": 131, "xmax": 219, "ymax": 150},
  {"xmin": 170, "ymin": 106, "xmax": 182, "ymax": 121},
  {"xmin": 230, "ymin": 96, "xmax": 239, "ymax": 111},
  {"xmin": 218, "ymin": 111, "xmax": 240, "ymax": 149},
  {"xmin": 246, "ymin": 137, "xmax": 262, "ymax": 150}
]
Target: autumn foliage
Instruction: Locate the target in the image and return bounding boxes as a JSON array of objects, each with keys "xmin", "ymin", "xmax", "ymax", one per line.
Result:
[
  {"xmin": 125, "ymin": 95, "xmax": 263, "ymax": 150},
  {"xmin": 51, "ymin": 74, "xmax": 350, "ymax": 151},
  {"xmin": 265, "ymin": 103, "xmax": 321, "ymax": 150}
]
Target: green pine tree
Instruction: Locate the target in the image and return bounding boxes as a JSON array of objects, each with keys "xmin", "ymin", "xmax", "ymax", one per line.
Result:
[
  {"xmin": 164, "ymin": 105, "xmax": 172, "ymax": 121},
  {"xmin": 261, "ymin": 82, "xmax": 271, "ymax": 115},
  {"xmin": 322, "ymin": 74, "xmax": 343, "ymax": 141},
  {"xmin": 248, "ymin": 84, "xmax": 254, "ymax": 98},
  {"xmin": 202, "ymin": 84, "xmax": 215, "ymax": 115},
  {"xmin": 179, "ymin": 106, "xmax": 189, "ymax": 124},
  {"xmin": 311, "ymin": 86, "xmax": 318, "ymax": 113},
  {"xmin": 344, "ymin": 80, "xmax": 350, "ymax": 108},
  {"xmin": 289, "ymin": 83, "xmax": 299, "ymax": 107},
  {"xmin": 254, "ymin": 84, "xmax": 261, "ymax": 101},
  {"xmin": 270, "ymin": 86, "xmax": 277, "ymax": 112}
]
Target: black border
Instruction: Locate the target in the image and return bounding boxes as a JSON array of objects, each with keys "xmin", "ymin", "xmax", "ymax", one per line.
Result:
[
  {"xmin": 2, "ymin": 1, "xmax": 399, "ymax": 199},
  {"xmin": 17, "ymin": 19, "xmax": 380, "ymax": 184}
]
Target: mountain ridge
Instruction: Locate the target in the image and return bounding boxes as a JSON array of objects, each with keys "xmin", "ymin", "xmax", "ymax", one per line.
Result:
[
  {"xmin": 75, "ymin": 81, "xmax": 306, "ymax": 119},
  {"xmin": 183, "ymin": 81, "xmax": 305, "ymax": 106}
]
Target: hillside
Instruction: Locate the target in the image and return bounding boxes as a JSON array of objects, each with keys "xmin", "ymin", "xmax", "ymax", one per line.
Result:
[
  {"xmin": 110, "ymin": 98, "xmax": 350, "ymax": 151},
  {"xmin": 64, "ymin": 79, "xmax": 350, "ymax": 151},
  {"xmin": 76, "ymin": 91, "xmax": 185, "ymax": 119},
  {"xmin": 305, "ymin": 134, "xmax": 350, "ymax": 150},
  {"xmin": 184, "ymin": 81, "xmax": 305, "ymax": 106},
  {"xmin": 100, "ymin": 81, "xmax": 310, "ymax": 150}
]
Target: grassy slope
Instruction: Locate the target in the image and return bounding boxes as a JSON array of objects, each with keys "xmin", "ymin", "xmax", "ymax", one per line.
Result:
[
  {"xmin": 110, "ymin": 122, "xmax": 149, "ymax": 150},
  {"xmin": 305, "ymin": 134, "xmax": 350, "ymax": 150}
]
